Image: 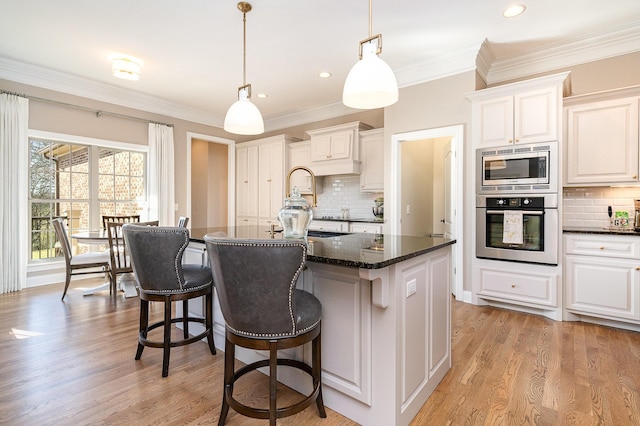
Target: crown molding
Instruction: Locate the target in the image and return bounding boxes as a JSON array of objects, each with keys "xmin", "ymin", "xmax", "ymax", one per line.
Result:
[
  {"xmin": 0, "ymin": 57, "xmax": 224, "ymax": 127},
  {"xmin": 486, "ymin": 21, "xmax": 640, "ymax": 84},
  {"xmin": 475, "ymin": 39, "xmax": 495, "ymax": 84},
  {"xmin": 394, "ymin": 41, "xmax": 482, "ymax": 88},
  {"xmin": 264, "ymin": 101, "xmax": 355, "ymax": 132}
]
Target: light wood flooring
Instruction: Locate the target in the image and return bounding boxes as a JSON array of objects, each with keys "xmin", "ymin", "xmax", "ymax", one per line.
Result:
[{"xmin": 1, "ymin": 280, "xmax": 640, "ymax": 425}]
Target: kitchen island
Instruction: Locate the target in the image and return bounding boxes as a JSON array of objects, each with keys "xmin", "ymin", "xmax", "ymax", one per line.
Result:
[{"xmin": 186, "ymin": 226, "xmax": 455, "ymax": 426}]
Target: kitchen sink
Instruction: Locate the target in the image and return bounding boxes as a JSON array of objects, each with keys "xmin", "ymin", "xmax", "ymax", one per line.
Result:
[{"xmin": 307, "ymin": 230, "xmax": 351, "ymax": 238}]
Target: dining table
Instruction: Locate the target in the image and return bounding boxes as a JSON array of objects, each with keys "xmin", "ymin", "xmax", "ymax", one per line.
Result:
[{"xmin": 71, "ymin": 229, "xmax": 137, "ymax": 298}]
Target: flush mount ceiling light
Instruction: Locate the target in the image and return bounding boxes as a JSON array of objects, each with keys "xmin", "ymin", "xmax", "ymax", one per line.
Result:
[
  {"xmin": 503, "ymin": 4, "xmax": 526, "ymax": 18},
  {"xmin": 342, "ymin": 0, "xmax": 398, "ymax": 110},
  {"xmin": 112, "ymin": 56, "xmax": 142, "ymax": 81},
  {"xmin": 224, "ymin": 1, "xmax": 264, "ymax": 135}
]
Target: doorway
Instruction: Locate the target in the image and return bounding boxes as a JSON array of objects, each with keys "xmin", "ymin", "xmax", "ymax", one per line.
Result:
[
  {"xmin": 390, "ymin": 125, "xmax": 464, "ymax": 299},
  {"xmin": 186, "ymin": 132, "xmax": 235, "ymax": 228}
]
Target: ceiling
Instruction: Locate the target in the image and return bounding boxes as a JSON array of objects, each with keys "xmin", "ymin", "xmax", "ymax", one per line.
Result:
[{"xmin": 1, "ymin": 1, "xmax": 639, "ymax": 132}]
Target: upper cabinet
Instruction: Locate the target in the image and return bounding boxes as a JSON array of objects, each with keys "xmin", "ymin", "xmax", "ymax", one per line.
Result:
[
  {"xmin": 287, "ymin": 141, "xmax": 323, "ymax": 195},
  {"xmin": 467, "ymin": 72, "xmax": 570, "ymax": 148},
  {"xmin": 236, "ymin": 134, "xmax": 301, "ymax": 226},
  {"xmin": 564, "ymin": 95, "xmax": 640, "ymax": 186},
  {"xmin": 306, "ymin": 121, "xmax": 373, "ymax": 176},
  {"xmin": 359, "ymin": 128, "xmax": 384, "ymax": 192}
]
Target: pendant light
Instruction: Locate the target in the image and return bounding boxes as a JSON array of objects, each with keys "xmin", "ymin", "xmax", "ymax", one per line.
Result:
[
  {"xmin": 224, "ymin": 2, "xmax": 264, "ymax": 135},
  {"xmin": 342, "ymin": 0, "xmax": 398, "ymax": 109}
]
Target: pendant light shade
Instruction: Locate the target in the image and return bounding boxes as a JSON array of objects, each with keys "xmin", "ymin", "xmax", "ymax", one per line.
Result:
[
  {"xmin": 342, "ymin": 0, "xmax": 398, "ymax": 110},
  {"xmin": 224, "ymin": 2, "xmax": 264, "ymax": 135},
  {"xmin": 224, "ymin": 84, "xmax": 264, "ymax": 135},
  {"xmin": 343, "ymin": 39, "xmax": 398, "ymax": 109}
]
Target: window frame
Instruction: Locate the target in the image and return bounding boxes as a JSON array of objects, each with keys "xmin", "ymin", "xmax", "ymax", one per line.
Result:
[{"xmin": 27, "ymin": 130, "xmax": 148, "ymax": 267}]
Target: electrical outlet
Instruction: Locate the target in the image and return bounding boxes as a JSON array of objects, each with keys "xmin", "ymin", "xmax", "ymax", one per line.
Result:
[{"xmin": 406, "ymin": 279, "xmax": 417, "ymax": 298}]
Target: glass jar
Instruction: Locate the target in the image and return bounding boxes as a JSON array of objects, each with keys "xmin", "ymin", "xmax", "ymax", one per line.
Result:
[{"xmin": 278, "ymin": 186, "xmax": 313, "ymax": 239}]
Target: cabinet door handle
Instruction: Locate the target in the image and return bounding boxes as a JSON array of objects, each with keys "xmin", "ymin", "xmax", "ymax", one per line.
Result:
[
  {"xmin": 515, "ymin": 138, "xmax": 519, "ymax": 143},
  {"xmin": 508, "ymin": 139, "xmax": 513, "ymax": 144},
  {"xmin": 636, "ymin": 267, "xmax": 640, "ymax": 271},
  {"xmin": 511, "ymin": 283, "xmax": 516, "ymax": 288},
  {"xmin": 633, "ymin": 175, "xmax": 638, "ymax": 179},
  {"xmin": 600, "ymin": 246, "xmax": 605, "ymax": 250}
]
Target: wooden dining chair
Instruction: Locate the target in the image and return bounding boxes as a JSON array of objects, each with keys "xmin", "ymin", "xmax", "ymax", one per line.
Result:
[
  {"xmin": 107, "ymin": 220, "xmax": 159, "ymax": 296},
  {"xmin": 102, "ymin": 214, "xmax": 140, "ymax": 229},
  {"xmin": 52, "ymin": 218, "xmax": 111, "ymax": 300}
]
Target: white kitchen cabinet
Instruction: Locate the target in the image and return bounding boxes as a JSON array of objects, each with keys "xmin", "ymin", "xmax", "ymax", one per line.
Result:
[
  {"xmin": 359, "ymin": 128, "xmax": 384, "ymax": 192},
  {"xmin": 235, "ymin": 144, "xmax": 258, "ymax": 218},
  {"xmin": 258, "ymin": 141, "xmax": 284, "ymax": 221},
  {"xmin": 564, "ymin": 233, "xmax": 640, "ymax": 323},
  {"xmin": 309, "ymin": 220, "xmax": 348, "ymax": 232},
  {"xmin": 467, "ymin": 73, "xmax": 569, "ymax": 148},
  {"xmin": 476, "ymin": 264, "xmax": 558, "ymax": 308},
  {"xmin": 235, "ymin": 135, "xmax": 300, "ymax": 226},
  {"xmin": 349, "ymin": 222, "xmax": 383, "ymax": 234},
  {"xmin": 306, "ymin": 121, "xmax": 373, "ymax": 176},
  {"xmin": 287, "ymin": 141, "xmax": 323, "ymax": 195},
  {"xmin": 564, "ymin": 96, "xmax": 639, "ymax": 185}
]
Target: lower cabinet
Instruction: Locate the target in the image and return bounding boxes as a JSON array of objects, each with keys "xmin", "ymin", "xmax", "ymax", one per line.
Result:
[
  {"xmin": 564, "ymin": 234, "xmax": 640, "ymax": 323},
  {"xmin": 477, "ymin": 266, "xmax": 557, "ymax": 307},
  {"xmin": 309, "ymin": 220, "xmax": 348, "ymax": 232},
  {"xmin": 473, "ymin": 259, "xmax": 561, "ymax": 320},
  {"xmin": 349, "ymin": 222, "xmax": 383, "ymax": 234}
]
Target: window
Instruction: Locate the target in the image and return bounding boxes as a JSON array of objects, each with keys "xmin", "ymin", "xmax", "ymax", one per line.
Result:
[{"xmin": 29, "ymin": 137, "xmax": 147, "ymax": 262}]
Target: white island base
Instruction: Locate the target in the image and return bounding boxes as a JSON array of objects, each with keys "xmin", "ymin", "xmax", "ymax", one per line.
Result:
[{"xmin": 183, "ymin": 242, "xmax": 452, "ymax": 425}]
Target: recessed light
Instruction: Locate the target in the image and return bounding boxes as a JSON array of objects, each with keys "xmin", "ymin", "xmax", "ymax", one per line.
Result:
[
  {"xmin": 318, "ymin": 71, "xmax": 332, "ymax": 79},
  {"xmin": 503, "ymin": 4, "xmax": 526, "ymax": 18},
  {"xmin": 257, "ymin": 93, "xmax": 268, "ymax": 99}
]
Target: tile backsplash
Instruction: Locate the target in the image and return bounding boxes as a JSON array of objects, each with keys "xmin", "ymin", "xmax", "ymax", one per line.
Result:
[
  {"xmin": 312, "ymin": 175, "xmax": 383, "ymax": 220},
  {"xmin": 563, "ymin": 187, "xmax": 640, "ymax": 228}
]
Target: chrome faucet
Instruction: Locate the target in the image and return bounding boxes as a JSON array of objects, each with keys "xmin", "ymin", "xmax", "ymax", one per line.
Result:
[{"xmin": 285, "ymin": 166, "xmax": 317, "ymax": 207}]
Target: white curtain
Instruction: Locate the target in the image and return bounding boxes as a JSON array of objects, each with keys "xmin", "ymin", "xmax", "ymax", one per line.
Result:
[
  {"xmin": 0, "ymin": 94, "xmax": 29, "ymax": 294},
  {"xmin": 148, "ymin": 123, "xmax": 175, "ymax": 226}
]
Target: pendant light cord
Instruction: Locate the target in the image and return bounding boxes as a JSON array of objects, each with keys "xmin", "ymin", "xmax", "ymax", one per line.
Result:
[
  {"xmin": 368, "ymin": 0, "xmax": 373, "ymax": 37},
  {"xmin": 242, "ymin": 9, "xmax": 247, "ymax": 86}
]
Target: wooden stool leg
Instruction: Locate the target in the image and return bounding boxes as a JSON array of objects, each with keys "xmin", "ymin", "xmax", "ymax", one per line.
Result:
[
  {"xmin": 206, "ymin": 292, "xmax": 216, "ymax": 355},
  {"xmin": 182, "ymin": 299, "xmax": 189, "ymax": 339},
  {"xmin": 135, "ymin": 299, "xmax": 148, "ymax": 360},
  {"xmin": 313, "ymin": 331, "xmax": 327, "ymax": 417},
  {"xmin": 269, "ymin": 340, "xmax": 277, "ymax": 426},
  {"xmin": 162, "ymin": 297, "xmax": 172, "ymax": 377},
  {"xmin": 218, "ymin": 336, "xmax": 235, "ymax": 426}
]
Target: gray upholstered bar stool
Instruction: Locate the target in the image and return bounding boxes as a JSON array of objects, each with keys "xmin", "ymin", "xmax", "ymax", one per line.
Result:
[
  {"xmin": 123, "ymin": 224, "xmax": 216, "ymax": 377},
  {"xmin": 204, "ymin": 237, "xmax": 326, "ymax": 426}
]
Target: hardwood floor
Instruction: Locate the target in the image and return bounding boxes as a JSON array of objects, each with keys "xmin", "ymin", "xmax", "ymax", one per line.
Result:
[{"xmin": 1, "ymin": 281, "xmax": 640, "ymax": 425}]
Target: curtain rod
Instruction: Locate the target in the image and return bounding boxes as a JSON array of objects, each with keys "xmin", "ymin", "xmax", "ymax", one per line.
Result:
[{"xmin": 0, "ymin": 90, "xmax": 173, "ymax": 127}]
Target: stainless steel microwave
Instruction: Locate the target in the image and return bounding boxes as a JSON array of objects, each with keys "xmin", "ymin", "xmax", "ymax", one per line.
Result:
[{"xmin": 476, "ymin": 142, "xmax": 558, "ymax": 194}]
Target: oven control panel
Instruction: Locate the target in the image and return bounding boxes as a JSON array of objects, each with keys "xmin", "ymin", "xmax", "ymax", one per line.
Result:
[{"xmin": 485, "ymin": 197, "xmax": 544, "ymax": 209}]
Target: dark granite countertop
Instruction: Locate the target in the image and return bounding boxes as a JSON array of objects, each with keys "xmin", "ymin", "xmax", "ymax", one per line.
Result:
[
  {"xmin": 189, "ymin": 226, "xmax": 455, "ymax": 270},
  {"xmin": 563, "ymin": 227, "xmax": 640, "ymax": 236}
]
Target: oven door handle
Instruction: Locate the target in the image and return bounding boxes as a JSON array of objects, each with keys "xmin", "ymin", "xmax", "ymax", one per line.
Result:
[{"xmin": 486, "ymin": 210, "xmax": 544, "ymax": 215}]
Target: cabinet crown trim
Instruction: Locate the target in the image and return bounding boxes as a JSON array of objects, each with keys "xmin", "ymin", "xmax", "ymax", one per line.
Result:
[{"xmin": 465, "ymin": 71, "xmax": 571, "ymax": 101}]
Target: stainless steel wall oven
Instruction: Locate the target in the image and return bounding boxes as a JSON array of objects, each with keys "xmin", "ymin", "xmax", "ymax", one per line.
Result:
[{"xmin": 476, "ymin": 194, "xmax": 558, "ymax": 265}]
